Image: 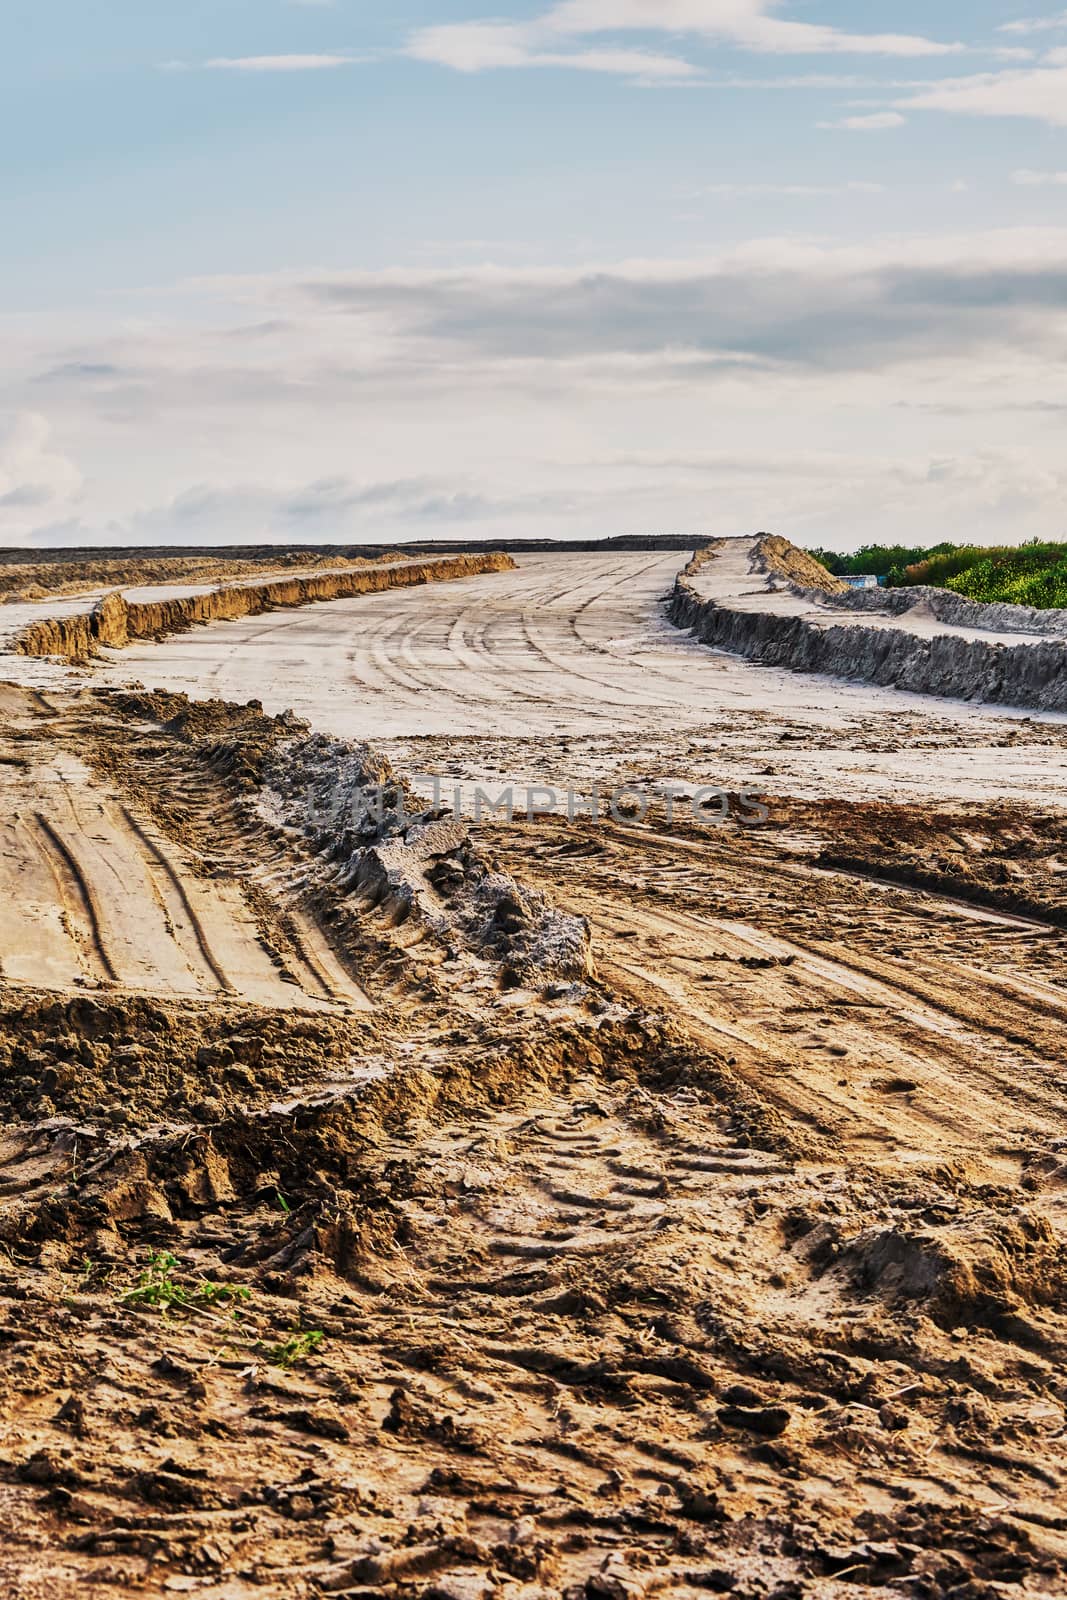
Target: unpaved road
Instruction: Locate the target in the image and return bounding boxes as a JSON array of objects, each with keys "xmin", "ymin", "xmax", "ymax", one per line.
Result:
[
  {"xmin": 0, "ymin": 550, "xmax": 1066, "ymax": 1598},
  {"xmin": 492, "ymin": 811, "xmax": 1067, "ymax": 1181},
  {"xmin": 0, "ymin": 687, "xmax": 368, "ymax": 1011},
  {"xmin": 91, "ymin": 552, "xmax": 1067, "ymax": 806}
]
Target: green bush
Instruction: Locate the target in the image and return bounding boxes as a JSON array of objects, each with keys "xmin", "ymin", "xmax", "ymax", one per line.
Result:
[
  {"xmin": 946, "ymin": 549, "xmax": 1067, "ymax": 609},
  {"xmin": 807, "ymin": 537, "xmax": 1067, "ymax": 610},
  {"xmin": 807, "ymin": 543, "xmax": 953, "ymax": 579},
  {"xmin": 906, "ymin": 546, "xmax": 998, "ymax": 586}
]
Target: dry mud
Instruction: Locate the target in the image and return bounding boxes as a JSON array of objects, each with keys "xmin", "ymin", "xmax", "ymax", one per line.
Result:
[{"xmin": 0, "ymin": 551, "xmax": 1065, "ymax": 1598}]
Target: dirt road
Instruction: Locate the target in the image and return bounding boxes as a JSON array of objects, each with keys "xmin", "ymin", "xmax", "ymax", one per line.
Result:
[
  {"xmin": 0, "ymin": 687, "xmax": 368, "ymax": 1011},
  {"xmin": 88, "ymin": 552, "xmax": 1067, "ymax": 806},
  {"xmin": 493, "ymin": 811, "xmax": 1067, "ymax": 1180},
  {"xmin": 0, "ymin": 550, "xmax": 1066, "ymax": 1597}
]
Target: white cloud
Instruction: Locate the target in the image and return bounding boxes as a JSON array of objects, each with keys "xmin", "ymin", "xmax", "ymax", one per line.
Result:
[
  {"xmin": 10, "ymin": 231, "xmax": 1067, "ymax": 548},
  {"xmin": 818, "ymin": 111, "xmax": 905, "ymax": 130},
  {"xmin": 203, "ymin": 54, "xmax": 357, "ymax": 72},
  {"xmin": 407, "ymin": 23, "xmax": 527, "ymax": 72},
  {"xmin": 1014, "ymin": 167, "xmax": 1067, "ymax": 184},
  {"xmin": 997, "ymin": 10, "xmax": 1067, "ymax": 33},
  {"xmin": 515, "ymin": 47, "xmax": 700, "ymax": 79},
  {"xmin": 0, "ymin": 413, "xmax": 83, "ymax": 536},
  {"xmin": 267, "ymin": 234, "xmax": 1067, "ymax": 376},
  {"xmin": 406, "ymin": 26, "xmax": 697, "ymax": 78},
  {"xmin": 543, "ymin": 1, "xmax": 959, "ymax": 57},
  {"xmin": 407, "ymin": 2, "xmax": 961, "ymax": 79},
  {"xmin": 902, "ymin": 62, "xmax": 1067, "ymax": 124}
]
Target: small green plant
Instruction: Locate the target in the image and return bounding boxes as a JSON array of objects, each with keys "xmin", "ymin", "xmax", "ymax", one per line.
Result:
[
  {"xmin": 275, "ymin": 1190, "xmax": 291, "ymax": 1215},
  {"xmin": 118, "ymin": 1250, "xmax": 252, "ymax": 1317},
  {"xmin": 77, "ymin": 1257, "xmax": 114, "ymax": 1291},
  {"xmin": 117, "ymin": 1253, "xmax": 322, "ymax": 1369},
  {"xmin": 256, "ymin": 1330, "xmax": 325, "ymax": 1369}
]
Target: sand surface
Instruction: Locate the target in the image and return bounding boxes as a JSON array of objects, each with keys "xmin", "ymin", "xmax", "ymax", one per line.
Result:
[
  {"xmin": 693, "ymin": 537, "xmax": 1060, "ymax": 646},
  {"xmin": 0, "ymin": 550, "xmax": 1066, "ymax": 1596},
  {"xmin": 79, "ymin": 550, "xmax": 1067, "ymax": 807}
]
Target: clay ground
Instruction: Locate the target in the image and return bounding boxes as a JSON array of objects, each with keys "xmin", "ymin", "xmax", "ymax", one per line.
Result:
[{"xmin": 0, "ymin": 553, "xmax": 1065, "ymax": 1600}]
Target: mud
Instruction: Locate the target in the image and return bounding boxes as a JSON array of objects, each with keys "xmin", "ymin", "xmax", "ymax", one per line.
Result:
[{"xmin": 0, "ymin": 555, "xmax": 1066, "ymax": 1597}]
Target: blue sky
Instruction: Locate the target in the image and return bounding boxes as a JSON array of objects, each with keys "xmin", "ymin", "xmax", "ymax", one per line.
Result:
[{"xmin": 3, "ymin": 1, "xmax": 1067, "ymax": 548}]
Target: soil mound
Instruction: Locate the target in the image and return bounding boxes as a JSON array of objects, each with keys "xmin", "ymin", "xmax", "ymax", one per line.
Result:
[{"xmin": 755, "ymin": 533, "xmax": 847, "ymax": 595}]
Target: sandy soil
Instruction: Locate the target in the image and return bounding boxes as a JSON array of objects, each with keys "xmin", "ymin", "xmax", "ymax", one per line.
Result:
[
  {"xmin": 0, "ymin": 560, "xmax": 391, "ymax": 656},
  {"xmin": 77, "ymin": 551, "xmax": 1067, "ymax": 808},
  {"xmin": 0, "ymin": 690, "xmax": 369, "ymax": 1012},
  {"xmin": 694, "ymin": 540, "xmax": 1057, "ymax": 649},
  {"xmin": 0, "ymin": 552, "xmax": 409, "ymax": 607},
  {"xmin": 0, "ymin": 551, "xmax": 1065, "ymax": 1598}
]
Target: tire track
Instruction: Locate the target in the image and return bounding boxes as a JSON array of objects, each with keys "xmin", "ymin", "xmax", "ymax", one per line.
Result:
[
  {"xmin": 119, "ymin": 806, "xmax": 235, "ymax": 994},
  {"xmin": 32, "ymin": 812, "xmax": 119, "ymax": 982},
  {"xmin": 493, "ymin": 819, "xmax": 1067, "ymax": 1170}
]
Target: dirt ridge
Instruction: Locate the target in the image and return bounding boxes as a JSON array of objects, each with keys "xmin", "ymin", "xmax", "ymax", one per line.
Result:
[
  {"xmin": 13, "ymin": 550, "xmax": 516, "ymax": 661},
  {"xmin": 669, "ymin": 540, "xmax": 1067, "ymax": 712}
]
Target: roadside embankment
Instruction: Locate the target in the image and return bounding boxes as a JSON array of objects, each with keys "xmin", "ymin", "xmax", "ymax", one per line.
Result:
[
  {"xmin": 13, "ymin": 550, "xmax": 515, "ymax": 661},
  {"xmin": 669, "ymin": 536, "xmax": 1067, "ymax": 713},
  {"xmin": 819, "ymin": 578, "xmax": 1067, "ymax": 638}
]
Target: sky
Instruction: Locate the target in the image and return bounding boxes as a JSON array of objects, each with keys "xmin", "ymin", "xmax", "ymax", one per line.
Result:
[{"xmin": 2, "ymin": 1, "xmax": 1067, "ymax": 551}]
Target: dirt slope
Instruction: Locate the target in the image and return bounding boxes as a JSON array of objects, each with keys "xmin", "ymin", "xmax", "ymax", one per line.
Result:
[
  {"xmin": 0, "ymin": 552, "xmax": 401, "ymax": 606},
  {"xmin": 672, "ymin": 539, "xmax": 1067, "ymax": 713},
  {"xmin": 755, "ymin": 535, "xmax": 847, "ymax": 596},
  {"xmin": 12, "ymin": 551, "xmax": 514, "ymax": 662}
]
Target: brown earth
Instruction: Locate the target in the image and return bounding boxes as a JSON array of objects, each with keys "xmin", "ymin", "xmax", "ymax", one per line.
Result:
[
  {"xmin": 754, "ymin": 536, "xmax": 847, "ymax": 597},
  {"xmin": 0, "ymin": 682, "xmax": 1065, "ymax": 1598}
]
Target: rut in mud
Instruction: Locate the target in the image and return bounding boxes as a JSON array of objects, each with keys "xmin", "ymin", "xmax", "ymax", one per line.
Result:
[
  {"xmin": 491, "ymin": 804, "xmax": 1067, "ymax": 1179},
  {"xmin": 0, "ymin": 682, "xmax": 1065, "ymax": 1597}
]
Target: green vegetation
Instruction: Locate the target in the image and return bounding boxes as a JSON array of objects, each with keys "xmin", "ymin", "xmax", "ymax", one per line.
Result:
[
  {"xmin": 114, "ymin": 1250, "xmax": 325, "ymax": 1370},
  {"xmin": 809, "ymin": 543, "xmax": 955, "ymax": 582},
  {"xmin": 806, "ymin": 538, "xmax": 1067, "ymax": 609},
  {"xmin": 256, "ymin": 1330, "xmax": 325, "ymax": 1369},
  {"xmin": 943, "ymin": 544, "xmax": 1067, "ymax": 608},
  {"xmin": 118, "ymin": 1250, "xmax": 252, "ymax": 1316}
]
